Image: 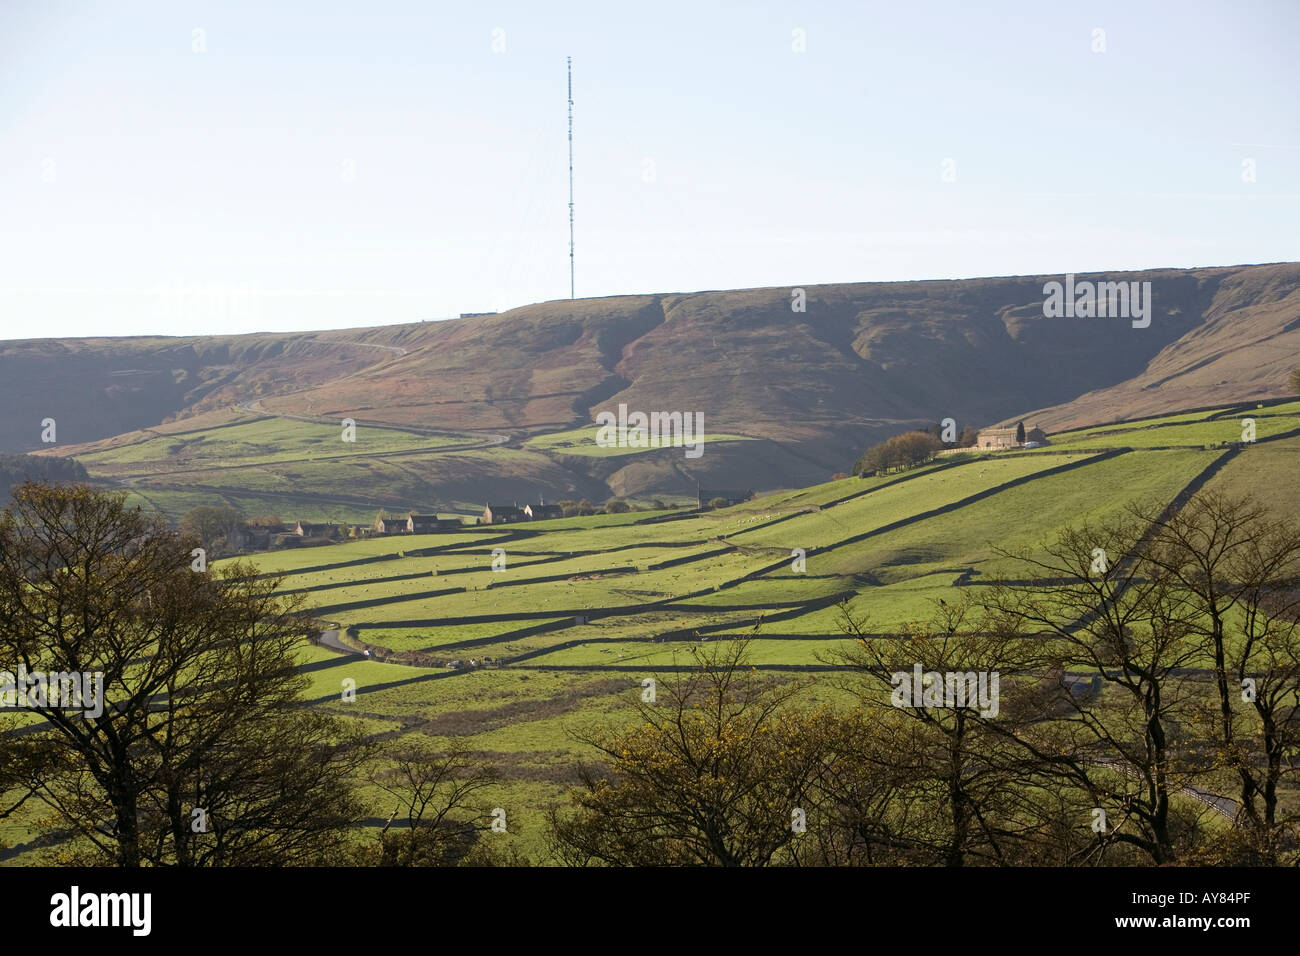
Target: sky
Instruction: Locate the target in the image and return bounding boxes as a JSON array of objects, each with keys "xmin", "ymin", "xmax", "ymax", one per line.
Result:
[{"xmin": 1, "ymin": 0, "xmax": 1297, "ymax": 340}]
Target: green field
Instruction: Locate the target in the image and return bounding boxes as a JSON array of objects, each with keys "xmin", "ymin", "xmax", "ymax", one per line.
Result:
[
  {"xmin": 7, "ymin": 399, "xmax": 1295, "ymax": 864},
  {"xmin": 1046, "ymin": 404, "xmax": 1300, "ymax": 451},
  {"xmin": 1204, "ymin": 433, "xmax": 1300, "ymax": 521},
  {"xmin": 525, "ymin": 424, "xmax": 757, "ymax": 457},
  {"xmin": 64, "ymin": 415, "xmax": 509, "ymax": 524},
  {"xmin": 80, "ymin": 416, "xmax": 464, "ymax": 469},
  {"xmin": 234, "ymin": 419, "xmax": 1245, "ymax": 858}
]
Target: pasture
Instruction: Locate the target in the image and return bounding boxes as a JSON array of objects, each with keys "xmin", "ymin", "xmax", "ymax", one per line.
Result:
[{"xmin": 6, "ymin": 399, "xmax": 1295, "ymax": 863}]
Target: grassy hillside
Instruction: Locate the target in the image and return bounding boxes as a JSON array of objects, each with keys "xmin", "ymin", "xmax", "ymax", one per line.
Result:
[
  {"xmin": 1043, "ymin": 400, "xmax": 1300, "ymax": 451},
  {"xmin": 170, "ymin": 398, "xmax": 1269, "ymax": 861},
  {"xmin": 6, "ymin": 397, "xmax": 1297, "ymax": 864},
  {"xmin": 523, "ymin": 425, "xmax": 757, "ymax": 457},
  {"xmin": 39, "ymin": 409, "xmax": 615, "ymax": 522},
  {"xmin": 9, "ymin": 262, "xmax": 1300, "ymax": 503},
  {"xmin": 0, "ymin": 326, "xmax": 425, "ymax": 451}
]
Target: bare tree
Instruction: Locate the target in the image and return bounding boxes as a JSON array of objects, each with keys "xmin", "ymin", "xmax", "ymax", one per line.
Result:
[
  {"xmin": 1132, "ymin": 492, "xmax": 1300, "ymax": 860},
  {"xmin": 0, "ymin": 482, "xmax": 370, "ymax": 866},
  {"xmin": 980, "ymin": 508, "xmax": 1225, "ymax": 864},
  {"xmin": 833, "ymin": 598, "xmax": 1106, "ymax": 865},
  {"xmin": 369, "ymin": 741, "xmax": 499, "ymax": 866}
]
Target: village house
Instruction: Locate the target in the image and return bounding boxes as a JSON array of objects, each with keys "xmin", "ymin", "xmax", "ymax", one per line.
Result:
[
  {"xmin": 373, "ymin": 516, "xmax": 406, "ymax": 535},
  {"xmin": 482, "ymin": 503, "xmax": 527, "ymax": 525},
  {"xmin": 524, "ymin": 503, "xmax": 564, "ymax": 521},
  {"xmin": 293, "ymin": 520, "xmax": 334, "ymax": 537},
  {"xmin": 408, "ymin": 514, "xmax": 462, "ymax": 533}
]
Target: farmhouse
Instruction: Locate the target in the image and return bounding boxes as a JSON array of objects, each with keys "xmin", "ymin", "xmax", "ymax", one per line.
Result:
[
  {"xmin": 1025, "ymin": 427, "xmax": 1050, "ymax": 445},
  {"xmin": 482, "ymin": 503, "xmax": 527, "ymax": 525},
  {"xmin": 524, "ymin": 503, "xmax": 564, "ymax": 521},
  {"xmin": 373, "ymin": 516, "xmax": 405, "ymax": 535},
  {"xmin": 697, "ymin": 488, "xmax": 753, "ymax": 509},
  {"xmin": 975, "ymin": 428, "xmax": 1020, "ymax": 450}
]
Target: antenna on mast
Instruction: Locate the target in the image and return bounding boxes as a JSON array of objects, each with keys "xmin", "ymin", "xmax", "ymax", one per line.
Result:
[{"xmin": 567, "ymin": 56, "xmax": 575, "ymax": 300}]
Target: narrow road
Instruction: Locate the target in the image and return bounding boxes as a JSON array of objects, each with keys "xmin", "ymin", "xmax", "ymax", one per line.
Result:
[{"xmin": 316, "ymin": 629, "xmax": 364, "ymax": 655}]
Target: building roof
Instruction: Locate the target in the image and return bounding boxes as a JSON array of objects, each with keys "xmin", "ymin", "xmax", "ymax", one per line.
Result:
[{"xmin": 410, "ymin": 515, "xmax": 460, "ymax": 528}]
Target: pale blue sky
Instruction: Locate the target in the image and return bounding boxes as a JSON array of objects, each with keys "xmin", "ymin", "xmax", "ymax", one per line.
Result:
[{"xmin": 1, "ymin": 0, "xmax": 1296, "ymax": 340}]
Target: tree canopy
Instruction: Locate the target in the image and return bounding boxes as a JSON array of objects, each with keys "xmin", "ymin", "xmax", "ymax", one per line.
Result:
[{"xmin": 853, "ymin": 430, "xmax": 944, "ymax": 476}]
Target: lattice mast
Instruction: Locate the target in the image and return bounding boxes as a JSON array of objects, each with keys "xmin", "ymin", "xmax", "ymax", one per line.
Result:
[{"xmin": 567, "ymin": 56, "xmax": 575, "ymax": 300}]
